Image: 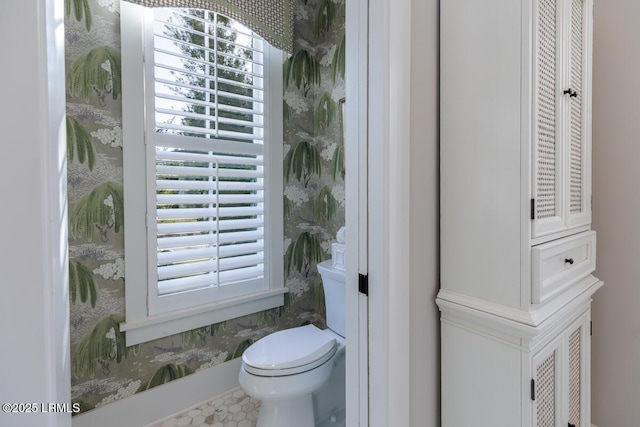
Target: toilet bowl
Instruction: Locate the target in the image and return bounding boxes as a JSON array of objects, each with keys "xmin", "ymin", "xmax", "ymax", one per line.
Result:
[{"xmin": 238, "ymin": 259, "xmax": 345, "ymax": 427}]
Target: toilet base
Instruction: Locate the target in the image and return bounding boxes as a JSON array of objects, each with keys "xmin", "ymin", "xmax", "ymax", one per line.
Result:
[{"xmin": 256, "ymin": 394, "xmax": 315, "ymax": 427}]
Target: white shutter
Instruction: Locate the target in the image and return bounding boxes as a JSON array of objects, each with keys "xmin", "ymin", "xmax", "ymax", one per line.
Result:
[{"xmin": 146, "ymin": 8, "xmax": 268, "ymax": 314}]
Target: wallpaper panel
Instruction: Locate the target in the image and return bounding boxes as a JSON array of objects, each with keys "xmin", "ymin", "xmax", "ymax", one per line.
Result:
[{"xmin": 65, "ymin": 0, "xmax": 345, "ymax": 414}]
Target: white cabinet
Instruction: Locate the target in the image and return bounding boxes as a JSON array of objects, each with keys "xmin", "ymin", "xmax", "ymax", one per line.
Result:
[
  {"xmin": 439, "ymin": 295, "xmax": 593, "ymax": 427},
  {"xmin": 437, "ymin": 0, "xmax": 602, "ymax": 425}
]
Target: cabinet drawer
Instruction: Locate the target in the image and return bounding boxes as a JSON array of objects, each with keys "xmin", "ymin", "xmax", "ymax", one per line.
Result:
[{"xmin": 532, "ymin": 231, "xmax": 596, "ymax": 304}]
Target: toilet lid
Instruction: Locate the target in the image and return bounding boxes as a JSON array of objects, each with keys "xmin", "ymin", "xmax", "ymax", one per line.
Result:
[{"xmin": 242, "ymin": 324, "xmax": 336, "ymax": 370}]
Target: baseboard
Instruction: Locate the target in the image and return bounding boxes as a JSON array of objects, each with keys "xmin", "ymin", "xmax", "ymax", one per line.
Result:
[{"xmin": 72, "ymin": 358, "xmax": 242, "ymax": 427}]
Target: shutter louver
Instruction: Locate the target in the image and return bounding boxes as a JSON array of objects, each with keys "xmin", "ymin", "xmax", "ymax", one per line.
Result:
[{"xmin": 149, "ymin": 8, "xmax": 267, "ymax": 302}]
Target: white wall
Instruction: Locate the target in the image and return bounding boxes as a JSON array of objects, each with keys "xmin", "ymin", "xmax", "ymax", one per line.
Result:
[
  {"xmin": 0, "ymin": 0, "xmax": 71, "ymax": 426},
  {"xmin": 410, "ymin": 0, "xmax": 440, "ymax": 426},
  {"xmin": 591, "ymin": 1, "xmax": 640, "ymax": 426}
]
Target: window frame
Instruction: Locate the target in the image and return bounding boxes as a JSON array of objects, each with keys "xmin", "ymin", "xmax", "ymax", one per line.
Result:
[{"xmin": 120, "ymin": 1, "xmax": 285, "ymax": 346}]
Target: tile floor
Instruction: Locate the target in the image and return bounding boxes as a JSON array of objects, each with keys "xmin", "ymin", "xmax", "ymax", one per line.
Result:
[{"xmin": 148, "ymin": 388, "xmax": 260, "ymax": 427}]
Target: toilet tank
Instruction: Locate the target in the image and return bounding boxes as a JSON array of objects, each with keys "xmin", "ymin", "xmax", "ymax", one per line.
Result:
[{"xmin": 317, "ymin": 260, "xmax": 345, "ymax": 338}]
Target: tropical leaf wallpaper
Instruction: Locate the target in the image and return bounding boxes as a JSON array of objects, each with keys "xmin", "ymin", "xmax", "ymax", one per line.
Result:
[{"xmin": 65, "ymin": 0, "xmax": 346, "ymax": 414}]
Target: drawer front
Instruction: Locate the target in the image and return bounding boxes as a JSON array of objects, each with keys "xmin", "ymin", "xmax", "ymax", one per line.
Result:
[{"xmin": 532, "ymin": 231, "xmax": 596, "ymax": 304}]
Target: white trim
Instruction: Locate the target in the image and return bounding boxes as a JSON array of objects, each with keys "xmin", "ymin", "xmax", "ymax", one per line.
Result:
[
  {"xmin": 121, "ymin": 289, "xmax": 285, "ymax": 345},
  {"xmin": 0, "ymin": 1, "xmax": 71, "ymax": 426},
  {"xmin": 368, "ymin": 0, "xmax": 412, "ymax": 425},
  {"xmin": 72, "ymin": 359, "xmax": 242, "ymax": 427},
  {"xmin": 345, "ymin": 0, "xmax": 369, "ymax": 425}
]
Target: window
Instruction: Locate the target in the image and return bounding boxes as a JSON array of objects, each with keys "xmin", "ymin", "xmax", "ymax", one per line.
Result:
[{"xmin": 120, "ymin": 2, "xmax": 284, "ymax": 346}]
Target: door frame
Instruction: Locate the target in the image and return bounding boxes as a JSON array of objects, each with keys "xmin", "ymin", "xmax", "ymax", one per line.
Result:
[
  {"xmin": 28, "ymin": 0, "xmax": 417, "ymax": 424},
  {"xmin": 345, "ymin": 0, "xmax": 414, "ymax": 425},
  {"xmin": 345, "ymin": 0, "xmax": 369, "ymax": 424}
]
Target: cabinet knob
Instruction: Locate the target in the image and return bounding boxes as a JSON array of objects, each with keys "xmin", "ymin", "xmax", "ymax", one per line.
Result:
[
  {"xmin": 564, "ymin": 88, "xmax": 578, "ymax": 98},
  {"xmin": 565, "ymin": 258, "xmax": 574, "ymax": 265}
]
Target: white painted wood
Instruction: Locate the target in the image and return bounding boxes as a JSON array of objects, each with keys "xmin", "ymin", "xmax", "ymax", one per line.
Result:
[
  {"xmin": 440, "ymin": 0, "xmax": 597, "ymax": 311},
  {"xmin": 120, "ymin": 2, "xmax": 285, "ymax": 344},
  {"xmin": 345, "ymin": 0, "xmax": 369, "ymax": 424},
  {"xmin": 531, "ymin": 230, "xmax": 596, "ymax": 304},
  {"xmin": 439, "ymin": 293, "xmax": 594, "ymax": 427},
  {"xmin": 441, "ymin": 0, "xmax": 524, "ymax": 309},
  {"xmin": 0, "ymin": 1, "xmax": 71, "ymax": 426},
  {"xmin": 440, "ymin": 0, "xmax": 600, "ymax": 425},
  {"xmin": 441, "ymin": 319, "xmax": 524, "ymax": 426},
  {"xmin": 366, "ymin": 0, "xmax": 390, "ymax": 421},
  {"xmin": 367, "ymin": 0, "xmax": 413, "ymax": 424},
  {"xmin": 72, "ymin": 359, "xmax": 241, "ymax": 427},
  {"xmin": 532, "ymin": 0, "xmax": 594, "ymax": 241}
]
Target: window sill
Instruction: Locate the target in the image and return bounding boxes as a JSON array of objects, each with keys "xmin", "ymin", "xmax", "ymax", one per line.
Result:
[{"xmin": 120, "ymin": 288, "xmax": 287, "ymax": 346}]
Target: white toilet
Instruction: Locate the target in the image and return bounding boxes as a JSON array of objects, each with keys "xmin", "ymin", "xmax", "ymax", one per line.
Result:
[{"xmin": 238, "ymin": 259, "xmax": 345, "ymax": 427}]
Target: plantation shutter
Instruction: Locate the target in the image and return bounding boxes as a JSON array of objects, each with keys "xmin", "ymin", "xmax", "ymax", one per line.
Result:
[
  {"xmin": 123, "ymin": 0, "xmax": 294, "ymax": 53},
  {"xmin": 145, "ymin": 8, "xmax": 269, "ymax": 314}
]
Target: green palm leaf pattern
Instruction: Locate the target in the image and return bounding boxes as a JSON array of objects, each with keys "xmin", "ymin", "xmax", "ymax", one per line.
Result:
[
  {"xmin": 314, "ymin": 185, "xmax": 337, "ymax": 222},
  {"xmin": 211, "ymin": 321, "xmax": 227, "ymax": 336},
  {"xmin": 255, "ymin": 293, "xmax": 291, "ymax": 326},
  {"xmin": 70, "ymin": 182, "xmax": 124, "ymax": 242},
  {"xmin": 313, "ymin": 281, "xmax": 326, "ymax": 314},
  {"xmin": 72, "ymin": 314, "xmax": 131, "ymax": 378},
  {"xmin": 181, "ymin": 326, "xmax": 210, "ymax": 347},
  {"xmin": 68, "ymin": 46, "xmax": 121, "ymax": 106},
  {"xmin": 69, "ymin": 259, "xmax": 98, "ymax": 307},
  {"xmin": 332, "ymin": 34, "xmax": 346, "ymax": 83},
  {"xmin": 284, "ymin": 232, "xmax": 324, "ymax": 276},
  {"xmin": 71, "ymin": 399, "xmax": 93, "ymax": 416},
  {"xmin": 331, "ymin": 142, "xmax": 345, "ymax": 181},
  {"xmin": 138, "ymin": 364, "xmax": 193, "ymax": 392},
  {"xmin": 284, "ymin": 99, "xmax": 293, "ymax": 123},
  {"xmin": 284, "ymin": 195, "xmax": 294, "ymax": 219},
  {"xmin": 65, "ymin": 0, "xmax": 92, "ymax": 31},
  {"xmin": 67, "ymin": 116, "xmax": 95, "ymax": 170},
  {"xmin": 284, "ymin": 141, "xmax": 322, "ymax": 187},
  {"xmin": 314, "ymin": 0, "xmax": 338, "ymax": 40},
  {"xmin": 283, "ymin": 50, "xmax": 321, "ymax": 91},
  {"xmin": 226, "ymin": 339, "xmax": 255, "ymax": 361},
  {"xmin": 314, "ymin": 92, "xmax": 337, "ymax": 133}
]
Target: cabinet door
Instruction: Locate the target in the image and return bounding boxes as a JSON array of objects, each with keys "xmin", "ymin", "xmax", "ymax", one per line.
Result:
[
  {"xmin": 567, "ymin": 315, "xmax": 590, "ymax": 427},
  {"xmin": 533, "ymin": 338, "xmax": 563, "ymax": 427},
  {"xmin": 565, "ymin": 0, "xmax": 592, "ymax": 230},
  {"xmin": 532, "ymin": 313, "xmax": 590, "ymax": 427},
  {"xmin": 533, "ymin": 0, "xmax": 564, "ymax": 238},
  {"xmin": 532, "ymin": 0, "xmax": 593, "ymax": 240}
]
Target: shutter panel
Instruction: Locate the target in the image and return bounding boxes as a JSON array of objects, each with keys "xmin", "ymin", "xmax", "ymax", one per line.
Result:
[
  {"xmin": 147, "ymin": 8, "xmax": 267, "ymax": 308},
  {"xmin": 535, "ymin": 0, "xmax": 559, "ymax": 221}
]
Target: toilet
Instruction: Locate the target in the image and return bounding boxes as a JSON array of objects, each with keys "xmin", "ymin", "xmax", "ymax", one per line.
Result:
[{"xmin": 238, "ymin": 259, "xmax": 345, "ymax": 427}]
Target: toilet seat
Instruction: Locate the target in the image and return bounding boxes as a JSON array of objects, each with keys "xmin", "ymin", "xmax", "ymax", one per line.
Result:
[{"xmin": 242, "ymin": 324, "xmax": 337, "ymax": 377}]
